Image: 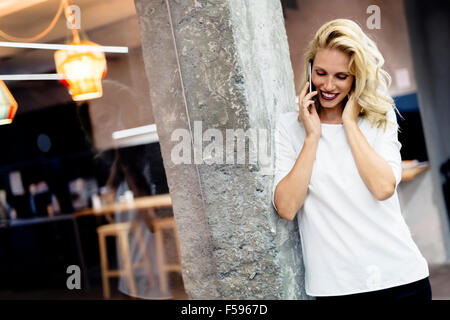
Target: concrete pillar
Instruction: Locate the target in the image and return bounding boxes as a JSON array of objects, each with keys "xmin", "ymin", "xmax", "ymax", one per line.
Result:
[{"xmin": 134, "ymin": 0, "xmax": 309, "ymax": 299}]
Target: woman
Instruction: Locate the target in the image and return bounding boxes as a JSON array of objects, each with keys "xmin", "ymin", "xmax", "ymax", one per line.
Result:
[{"xmin": 272, "ymin": 19, "xmax": 431, "ymax": 300}]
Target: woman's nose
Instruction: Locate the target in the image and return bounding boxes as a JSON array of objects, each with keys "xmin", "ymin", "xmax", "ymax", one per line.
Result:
[{"xmin": 323, "ymin": 77, "xmax": 335, "ymax": 91}]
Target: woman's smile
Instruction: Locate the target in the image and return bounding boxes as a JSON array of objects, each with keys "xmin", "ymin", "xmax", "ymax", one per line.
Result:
[{"xmin": 320, "ymin": 90, "xmax": 340, "ymax": 101}]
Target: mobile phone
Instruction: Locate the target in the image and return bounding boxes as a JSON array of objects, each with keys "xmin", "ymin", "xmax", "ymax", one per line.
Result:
[{"xmin": 308, "ymin": 61, "xmax": 319, "ymax": 112}]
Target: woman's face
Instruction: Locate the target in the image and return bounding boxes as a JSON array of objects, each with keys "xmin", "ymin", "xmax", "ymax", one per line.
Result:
[{"xmin": 311, "ymin": 48, "xmax": 354, "ymax": 110}]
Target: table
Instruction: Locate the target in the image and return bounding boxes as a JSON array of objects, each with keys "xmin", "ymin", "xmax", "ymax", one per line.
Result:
[
  {"xmin": 73, "ymin": 194, "xmax": 172, "ymax": 218},
  {"xmin": 401, "ymin": 161, "xmax": 430, "ymax": 182}
]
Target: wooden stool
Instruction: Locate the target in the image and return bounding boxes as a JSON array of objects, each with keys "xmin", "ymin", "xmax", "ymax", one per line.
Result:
[
  {"xmin": 97, "ymin": 222, "xmax": 155, "ymax": 299},
  {"xmin": 153, "ymin": 217, "xmax": 182, "ymax": 295}
]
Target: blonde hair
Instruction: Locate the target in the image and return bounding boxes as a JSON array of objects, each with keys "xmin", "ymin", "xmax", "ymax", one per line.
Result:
[{"xmin": 299, "ymin": 19, "xmax": 400, "ymax": 130}]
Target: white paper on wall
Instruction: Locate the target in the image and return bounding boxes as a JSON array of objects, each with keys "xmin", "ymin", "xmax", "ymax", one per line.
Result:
[
  {"xmin": 9, "ymin": 171, "xmax": 25, "ymax": 196},
  {"xmin": 395, "ymin": 68, "xmax": 411, "ymax": 89}
]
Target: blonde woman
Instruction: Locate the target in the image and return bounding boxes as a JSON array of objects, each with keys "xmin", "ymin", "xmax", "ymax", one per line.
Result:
[{"xmin": 272, "ymin": 19, "xmax": 431, "ymax": 300}]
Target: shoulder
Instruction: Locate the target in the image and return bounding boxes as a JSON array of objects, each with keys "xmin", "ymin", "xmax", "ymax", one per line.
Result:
[
  {"xmin": 275, "ymin": 112, "xmax": 306, "ymax": 144},
  {"xmin": 361, "ymin": 109, "xmax": 399, "ymax": 133},
  {"xmin": 386, "ymin": 108, "xmax": 398, "ymax": 123},
  {"xmin": 384, "ymin": 108, "xmax": 399, "ymax": 133},
  {"xmin": 276, "ymin": 112, "xmax": 301, "ymax": 131}
]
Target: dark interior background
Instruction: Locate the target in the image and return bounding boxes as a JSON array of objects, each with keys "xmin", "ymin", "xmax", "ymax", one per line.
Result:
[{"xmin": 0, "ymin": 94, "xmax": 169, "ymax": 291}]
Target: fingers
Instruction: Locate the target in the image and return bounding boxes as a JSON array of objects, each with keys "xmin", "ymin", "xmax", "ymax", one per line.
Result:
[
  {"xmin": 299, "ymin": 100, "xmax": 315, "ymax": 115},
  {"xmin": 296, "ymin": 82, "xmax": 309, "ymax": 104},
  {"xmin": 305, "ymin": 100, "xmax": 315, "ymax": 110},
  {"xmin": 300, "ymin": 81, "xmax": 309, "ymax": 96},
  {"xmin": 299, "ymin": 100, "xmax": 318, "ymax": 126},
  {"xmin": 310, "ymin": 102, "xmax": 319, "ymax": 116},
  {"xmin": 303, "ymin": 90, "xmax": 318, "ymax": 102}
]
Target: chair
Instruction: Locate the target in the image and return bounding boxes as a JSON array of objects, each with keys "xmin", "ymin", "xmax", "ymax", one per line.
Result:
[
  {"xmin": 97, "ymin": 216, "xmax": 182, "ymax": 299},
  {"xmin": 152, "ymin": 217, "xmax": 182, "ymax": 295},
  {"xmin": 97, "ymin": 221, "xmax": 155, "ymax": 299}
]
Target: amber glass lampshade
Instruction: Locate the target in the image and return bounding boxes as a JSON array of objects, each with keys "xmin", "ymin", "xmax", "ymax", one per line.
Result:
[
  {"xmin": 54, "ymin": 40, "xmax": 107, "ymax": 101},
  {"xmin": 0, "ymin": 80, "xmax": 18, "ymax": 125}
]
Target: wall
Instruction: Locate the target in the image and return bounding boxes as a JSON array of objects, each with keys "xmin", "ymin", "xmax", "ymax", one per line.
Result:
[{"xmin": 285, "ymin": 0, "xmax": 416, "ymax": 97}]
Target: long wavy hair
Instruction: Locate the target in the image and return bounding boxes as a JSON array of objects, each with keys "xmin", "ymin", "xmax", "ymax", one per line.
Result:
[{"xmin": 298, "ymin": 19, "xmax": 400, "ymax": 130}]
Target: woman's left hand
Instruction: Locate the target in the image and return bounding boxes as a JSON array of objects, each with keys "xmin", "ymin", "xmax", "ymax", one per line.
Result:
[{"xmin": 342, "ymin": 93, "xmax": 362, "ymax": 124}]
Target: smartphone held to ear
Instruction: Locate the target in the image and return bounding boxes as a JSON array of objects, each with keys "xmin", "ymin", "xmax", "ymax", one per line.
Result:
[{"xmin": 308, "ymin": 61, "xmax": 319, "ymax": 113}]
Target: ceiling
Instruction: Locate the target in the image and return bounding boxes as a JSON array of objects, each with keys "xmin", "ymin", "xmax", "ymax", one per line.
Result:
[
  {"xmin": 0, "ymin": 0, "xmax": 137, "ymax": 59},
  {"xmin": 0, "ymin": 0, "xmax": 143, "ymax": 114}
]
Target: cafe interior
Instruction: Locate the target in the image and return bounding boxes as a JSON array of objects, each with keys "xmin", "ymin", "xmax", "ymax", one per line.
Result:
[
  {"xmin": 0, "ymin": 0, "xmax": 449, "ymax": 299},
  {"xmin": 0, "ymin": 0, "xmax": 186, "ymax": 299}
]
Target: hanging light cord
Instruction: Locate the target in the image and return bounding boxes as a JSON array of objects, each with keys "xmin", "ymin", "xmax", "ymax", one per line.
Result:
[{"xmin": 0, "ymin": 0, "xmax": 65, "ymax": 43}]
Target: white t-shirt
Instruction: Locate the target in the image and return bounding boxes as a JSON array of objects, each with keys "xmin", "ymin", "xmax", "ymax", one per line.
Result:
[{"xmin": 272, "ymin": 110, "xmax": 429, "ymax": 296}]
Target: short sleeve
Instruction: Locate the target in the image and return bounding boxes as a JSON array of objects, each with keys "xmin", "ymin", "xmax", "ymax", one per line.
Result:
[
  {"xmin": 272, "ymin": 116, "xmax": 297, "ymax": 212},
  {"xmin": 373, "ymin": 110, "xmax": 403, "ymax": 188}
]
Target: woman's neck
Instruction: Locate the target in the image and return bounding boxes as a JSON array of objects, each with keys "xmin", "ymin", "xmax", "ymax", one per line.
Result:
[{"xmin": 319, "ymin": 104, "xmax": 344, "ymax": 124}]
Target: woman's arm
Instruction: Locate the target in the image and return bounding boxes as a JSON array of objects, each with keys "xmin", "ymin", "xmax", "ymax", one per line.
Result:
[
  {"xmin": 274, "ymin": 135, "xmax": 320, "ymax": 221},
  {"xmin": 274, "ymin": 84, "xmax": 321, "ymax": 221},
  {"xmin": 342, "ymin": 95, "xmax": 400, "ymax": 201},
  {"xmin": 343, "ymin": 120, "xmax": 397, "ymax": 201}
]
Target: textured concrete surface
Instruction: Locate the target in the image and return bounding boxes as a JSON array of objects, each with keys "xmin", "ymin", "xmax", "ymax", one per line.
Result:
[
  {"xmin": 135, "ymin": 0, "xmax": 308, "ymax": 299},
  {"xmin": 134, "ymin": 0, "xmax": 221, "ymax": 299}
]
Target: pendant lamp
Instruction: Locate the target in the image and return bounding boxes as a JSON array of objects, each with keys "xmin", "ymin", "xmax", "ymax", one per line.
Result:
[
  {"xmin": 54, "ymin": 40, "xmax": 107, "ymax": 101},
  {"xmin": 0, "ymin": 80, "xmax": 18, "ymax": 125}
]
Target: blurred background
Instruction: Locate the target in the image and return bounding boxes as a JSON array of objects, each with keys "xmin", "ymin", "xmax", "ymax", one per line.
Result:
[{"xmin": 0, "ymin": 0, "xmax": 183, "ymax": 300}]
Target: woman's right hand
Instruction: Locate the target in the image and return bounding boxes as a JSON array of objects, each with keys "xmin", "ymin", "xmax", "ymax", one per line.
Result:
[{"xmin": 297, "ymin": 82, "xmax": 321, "ymax": 139}]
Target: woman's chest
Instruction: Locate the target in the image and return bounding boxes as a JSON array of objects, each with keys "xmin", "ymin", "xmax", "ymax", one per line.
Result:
[{"xmin": 294, "ymin": 125, "xmax": 379, "ymax": 188}]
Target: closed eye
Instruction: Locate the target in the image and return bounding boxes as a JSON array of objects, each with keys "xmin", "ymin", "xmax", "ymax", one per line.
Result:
[{"xmin": 315, "ymin": 70, "xmax": 349, "ymax": 80}]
